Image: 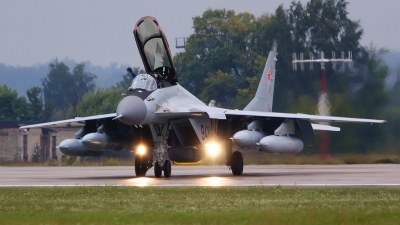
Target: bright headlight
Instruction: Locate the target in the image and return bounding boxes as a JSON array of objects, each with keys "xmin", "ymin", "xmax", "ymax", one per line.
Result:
[
  {"xmin": 137, "ymin": 145, "xmax": 146, "ymax": 155},
  {"xmin": 205, "ymin": 142, "xmax": 220, "ymax": 157}
]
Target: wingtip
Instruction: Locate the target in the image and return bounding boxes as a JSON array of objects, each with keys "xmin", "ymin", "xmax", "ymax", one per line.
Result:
[{"xmin": 271, "ymin": 39, "xmax": 277, "ymax": 52}]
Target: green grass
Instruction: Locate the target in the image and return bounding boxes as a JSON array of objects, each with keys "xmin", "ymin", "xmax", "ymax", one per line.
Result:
[{"xmin": 0, "ymin": 187, "xmax": 399, "ymax": 224}]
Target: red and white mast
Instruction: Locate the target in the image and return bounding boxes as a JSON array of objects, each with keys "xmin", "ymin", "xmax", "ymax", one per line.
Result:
[{"xmin": 292, "ymin": 51, "xmax": 353, "ymax": 157}]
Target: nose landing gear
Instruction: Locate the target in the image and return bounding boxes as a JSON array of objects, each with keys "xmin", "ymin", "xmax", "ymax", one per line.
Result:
[
  {"xmin": 155, "ymin": 160, "xmax": 172, "ymax": 178},
  {"xmin": 151, "ymin": 123, "xmax": 172, "ymax": 178}
]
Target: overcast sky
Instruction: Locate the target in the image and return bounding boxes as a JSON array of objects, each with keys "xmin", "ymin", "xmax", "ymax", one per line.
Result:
[{"xmin": 1, "ymin": 0, "xmax": 399, "ymax": 67}]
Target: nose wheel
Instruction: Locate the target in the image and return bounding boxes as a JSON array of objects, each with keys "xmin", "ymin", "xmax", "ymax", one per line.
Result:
[
  {"xmin": 154, "ymin": 162, "xmax": 162, "ymax": 178},
  {"xmin": 154, "ymin": 160, "xmax": 172, "ymax": 178},
  {"xmin": 164, "ymin": 160, "xmax": 171, "ymax": 178}
]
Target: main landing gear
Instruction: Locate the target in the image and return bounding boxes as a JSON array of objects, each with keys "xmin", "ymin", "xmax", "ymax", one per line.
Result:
[
  {"xmin": 135, "ymin": 153, "xmax": 152, "ymax": 177},
  {"xmin": 230, "ymin": 151, "xmax": 243, "ymax": 175}
]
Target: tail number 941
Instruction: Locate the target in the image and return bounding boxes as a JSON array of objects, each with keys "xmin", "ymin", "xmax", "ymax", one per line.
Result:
[{"xmin": 201, "ymin": 125, "xmax": 210, "ymax": 140}]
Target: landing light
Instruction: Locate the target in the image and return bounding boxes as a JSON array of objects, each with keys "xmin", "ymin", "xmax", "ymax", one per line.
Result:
[
  {"xmin": 137, "ymin": 145, "xmax": 146, "ymax": 155},
  {"xmin": 205, "ymin": 142, "xmax": 220, "ymax": 157}
]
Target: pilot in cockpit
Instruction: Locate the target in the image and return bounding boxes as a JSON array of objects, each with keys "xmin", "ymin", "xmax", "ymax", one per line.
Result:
[
  {"xmin": 126, "ymin": 67, "xmax": 137, "ymax": 79},
  {"xmin": 152, "ymin": 71, "xmax": 164, "ymax": 88}
]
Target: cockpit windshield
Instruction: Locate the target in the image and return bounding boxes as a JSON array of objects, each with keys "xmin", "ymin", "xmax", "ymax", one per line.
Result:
[
  {"xmin": 134, "ymin": 16, "xmax": 177, "ymax": 85},
  {"xmin": 136, "ymin": 19, "xmax": 171, "ymax": 71},
  {"xmin": 130, "ymin": 74, "xmax": 157, "ymax": 91}
]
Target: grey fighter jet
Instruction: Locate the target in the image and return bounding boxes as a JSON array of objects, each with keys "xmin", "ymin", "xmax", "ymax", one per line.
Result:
[{"xmin": 20, "ymin": 16, "xmax": 386, "ymax": 177}]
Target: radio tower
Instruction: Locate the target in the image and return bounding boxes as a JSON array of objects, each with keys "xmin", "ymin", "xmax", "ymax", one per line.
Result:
[{"xmin": 292, "ymin": 51, "xmax": 353, "ymax": 157}]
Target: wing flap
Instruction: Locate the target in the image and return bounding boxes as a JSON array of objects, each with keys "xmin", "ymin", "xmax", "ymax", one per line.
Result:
[
  {"xmin": 311, "ymin": 123, "xmax": 341, "ymax": 131},
  {"xmin": 225, "ymin": 110, "xmax": 386, "ymax": 124}
]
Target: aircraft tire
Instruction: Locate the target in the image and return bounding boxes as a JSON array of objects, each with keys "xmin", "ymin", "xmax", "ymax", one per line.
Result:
[
  {"xmin": 164, "ymin": 160, "xmax": 171, "ymax": 178},
  {"xmin": 135, "ymin": 154, "xmax": 147, "ymax": 177},
  {"xmin": 154, "ymin": 161, "xmax": 162, "ymax": 178},
  {"xmin": 230, "ymin": 151, "xmax": 243, "ymax": 176}
]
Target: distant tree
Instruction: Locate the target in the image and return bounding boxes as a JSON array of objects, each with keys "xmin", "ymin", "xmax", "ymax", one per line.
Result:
[
  {"xmin": 69, "ymin": 63, "xmax": 97, "ymax": 114},
  {"xmin": 352, "ymin": 46, "xmax": 389, "ymax": 153},
  {"xmin": 0, "ymin": 84, "xmax": 18, "ymax": 119},
  {"xmin": 26, "ymin": 86, "xmax": 43, "ymax": 120},
  {"xmin": 174, "ymin": 9, "xmax": 264, "ymax": 107},
  {"xmin": 0, "ymin": 84, "xmax": 28, "ymax": 120},
  {"xmin": 41, "ymin": 101, "xmax": 55, "ymax": 121},
  {"xmin": 68, "ymin": 87, "xmax": 125, "ymax": 118},
  {"xmin": 41, "ymin": 60, "xmax": 96, "ymax": 119},
  {"xmin": 199, "ymin": 70, "xmax": 239, "ymax": 106},
  {"xmin": 25, "ymin": 86, "xmax": 54, "ymax": 121}
]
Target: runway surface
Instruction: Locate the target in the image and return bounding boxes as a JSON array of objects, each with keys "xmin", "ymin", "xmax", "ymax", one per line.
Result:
[{"xmin": 1, "ymin": 164, "xmax": 399, "ymax": 187}]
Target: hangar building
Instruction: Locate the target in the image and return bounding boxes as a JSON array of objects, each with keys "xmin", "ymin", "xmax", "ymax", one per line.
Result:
[{"xmin": 0, "ymin": 121, "xmax": 79, "ymax": 162}]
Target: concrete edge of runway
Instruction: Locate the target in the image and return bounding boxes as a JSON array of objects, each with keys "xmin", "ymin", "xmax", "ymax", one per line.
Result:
[{"xmin": 2, "ymin": 165, "xmax": 399, "ymax": 187}]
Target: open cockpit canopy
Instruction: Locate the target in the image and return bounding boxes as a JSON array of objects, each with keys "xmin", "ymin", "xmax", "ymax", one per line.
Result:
[{"xmin": 134, "ymin": 16, "xmax": 177, "ymax": 85}]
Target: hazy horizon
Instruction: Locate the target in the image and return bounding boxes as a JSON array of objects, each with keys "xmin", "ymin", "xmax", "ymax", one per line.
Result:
[{"xmin": 1, "ymin": 0, "xmax": 400, "ymax": 67}]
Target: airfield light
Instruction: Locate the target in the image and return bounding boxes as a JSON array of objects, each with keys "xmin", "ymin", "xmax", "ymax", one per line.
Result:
[
  {"xmin": 205, "ymin": 142, "xmax": 220, "ymax": 157},
  {"xmin": 137, "ymin": 145, "xmax": 146, "ymax": 155}
]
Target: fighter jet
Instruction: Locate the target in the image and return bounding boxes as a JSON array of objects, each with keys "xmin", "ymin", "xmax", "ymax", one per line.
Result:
[{"xmin": 20, "ymin": 16, "xmax": 386, "ymax": 178}]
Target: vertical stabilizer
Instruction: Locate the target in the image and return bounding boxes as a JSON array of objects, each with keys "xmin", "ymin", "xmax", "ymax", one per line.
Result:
[{"xmin": 243, "ymin": 40, "xmax": 277, "ymax": 112}]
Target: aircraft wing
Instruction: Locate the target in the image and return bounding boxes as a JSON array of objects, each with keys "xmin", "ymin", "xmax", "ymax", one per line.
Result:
[
  {"xmin": 154, "ymin": 100, "xmax": 385, "ymax": 124},
  {"xmin": 19, "ymin": 113, "xmax": 116, "ymax": 129},
  {"xmin": 224, "ymin": 110, "xmax": 386, "ymax": 124}
]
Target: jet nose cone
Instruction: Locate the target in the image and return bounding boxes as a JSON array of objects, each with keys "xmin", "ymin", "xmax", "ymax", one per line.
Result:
[{"xmin": 116, "ymin": 96, "xmax": 147, "ymax": 125}]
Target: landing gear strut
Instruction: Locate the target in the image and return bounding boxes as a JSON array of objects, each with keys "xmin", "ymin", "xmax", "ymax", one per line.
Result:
[
  {"xmin": 151, "ymin": 123, "xmax": 172, "ymax": 178},
  {"xmin": 230, "ymin": 151, "xmax": 243, "ymax": 175}
]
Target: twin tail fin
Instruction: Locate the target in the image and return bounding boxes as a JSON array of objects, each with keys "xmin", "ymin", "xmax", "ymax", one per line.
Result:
[{"xmin": 243, "ymin": 40, "xmax": 277, "ymax": 112}]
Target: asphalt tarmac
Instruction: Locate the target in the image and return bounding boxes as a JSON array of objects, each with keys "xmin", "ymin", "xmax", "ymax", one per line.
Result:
[{"xmin": 1, "ymin": 164, "xmax": 399, "ymax": 187}]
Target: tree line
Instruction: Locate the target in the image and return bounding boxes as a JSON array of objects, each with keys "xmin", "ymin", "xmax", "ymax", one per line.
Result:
[
  {"xmin": 0, "ymin": 0, "xmax": 399, "ymax": 154},
  {"xmin": 0, "ymin": 62, "xmax": 142, "ymax": 121}
]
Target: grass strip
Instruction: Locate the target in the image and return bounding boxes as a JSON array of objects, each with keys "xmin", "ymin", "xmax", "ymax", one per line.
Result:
[{"xmin": 0, "ymin": 187, "xmax": 399, "ymax": 224}]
